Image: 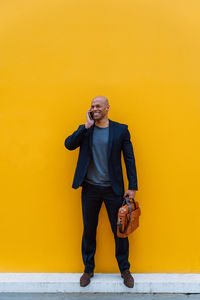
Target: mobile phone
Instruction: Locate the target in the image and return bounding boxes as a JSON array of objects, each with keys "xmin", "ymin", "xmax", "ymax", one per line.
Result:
[{"xmin": 89, "ymin": 111, "xmax": 94, "ymax": 120}]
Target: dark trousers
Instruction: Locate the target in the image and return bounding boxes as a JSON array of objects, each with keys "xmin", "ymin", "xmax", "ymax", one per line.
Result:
[{"xmin": 81, "ymin": 181, "xmax": 130, "ymax": 273}]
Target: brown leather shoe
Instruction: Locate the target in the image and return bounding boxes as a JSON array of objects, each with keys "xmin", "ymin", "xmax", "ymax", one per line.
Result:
[
  {"xmin": 80, "ymin": 272, "xmax": 94, "ymax": 287},
  {"xmin": 121, "ymin": 269, "xmax": 134, "ymax": 288}
]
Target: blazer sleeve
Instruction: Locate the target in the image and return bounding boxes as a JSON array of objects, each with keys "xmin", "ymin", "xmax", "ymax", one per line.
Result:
[
  {"xmin": 64, "ymin": 124, "xmax": 88, "ymax": 150},
  {"xmin": 122, "ymin": 125, "xmax": 138, "ymax": 190}
]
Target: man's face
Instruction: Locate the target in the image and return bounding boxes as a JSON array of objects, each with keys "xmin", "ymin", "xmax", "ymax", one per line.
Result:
[{"xmin": 90, "ymin": 98, "xmax": 109, "ymax": 120}]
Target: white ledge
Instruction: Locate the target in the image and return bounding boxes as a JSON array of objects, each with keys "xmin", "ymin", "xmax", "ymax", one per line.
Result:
[{"xmin": 0, "ymin": 273, "xmax": 200, "ymax": 293}]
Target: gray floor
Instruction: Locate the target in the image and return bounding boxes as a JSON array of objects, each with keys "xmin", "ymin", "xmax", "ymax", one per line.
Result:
[{"xmin": 0, "ymin": 294, "xmax": 200, "ymax": 300}]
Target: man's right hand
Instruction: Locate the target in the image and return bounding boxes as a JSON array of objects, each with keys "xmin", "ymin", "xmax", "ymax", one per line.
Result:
[{"xmin": 85, "ymin": 109, "xmax": 94, "ymax": 129}]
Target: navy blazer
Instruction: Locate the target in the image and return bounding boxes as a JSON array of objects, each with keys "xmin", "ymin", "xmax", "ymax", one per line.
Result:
[{"xmin": 64, "ymin": 119, "xmax": 138, "ymax": 196}]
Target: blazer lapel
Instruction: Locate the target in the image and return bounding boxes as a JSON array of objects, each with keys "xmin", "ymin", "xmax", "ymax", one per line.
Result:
[
  {"xmin": 88, "ymin": 124, "xmax": 94, "ymax": 152},
  {"xmin": 107, "ymin": 119, "xmax": 114, "ymax": 160}
]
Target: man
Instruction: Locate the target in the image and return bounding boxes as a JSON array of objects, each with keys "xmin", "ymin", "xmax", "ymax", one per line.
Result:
[{"xmin": 64, "ymin": 96, "xmax": 138, "ymax": 288}]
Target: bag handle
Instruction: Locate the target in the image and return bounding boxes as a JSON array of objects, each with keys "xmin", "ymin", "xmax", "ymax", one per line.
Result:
[{"xmin": 124, "ymin": 195, "xmax": 137, "ymax": 210}]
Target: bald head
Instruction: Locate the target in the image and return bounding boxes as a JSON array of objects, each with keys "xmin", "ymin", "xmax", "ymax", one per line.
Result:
[{"xmin": 92, "ymin": 95, "xmax": 109, "ymax": 106}]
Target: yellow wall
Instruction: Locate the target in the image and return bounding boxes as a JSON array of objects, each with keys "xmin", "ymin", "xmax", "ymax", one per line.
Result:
[{"xmin": 0, "ymin": 0, "xmax": 200, "ymax": 273}]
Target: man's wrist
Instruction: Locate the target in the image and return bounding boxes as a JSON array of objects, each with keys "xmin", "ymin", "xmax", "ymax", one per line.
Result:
[
  {"xmin": 129, "ymin": 187, "xmax": 138, "ymax": 191},
  {"xmin": 85, "ymin": 123, "xmax": 90, "ymax": 129}
]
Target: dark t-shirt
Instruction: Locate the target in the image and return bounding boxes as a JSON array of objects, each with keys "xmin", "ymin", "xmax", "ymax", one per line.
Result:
[{"xmin": 84, "ymin": 124, "xmax": 111, "ymax": 186}]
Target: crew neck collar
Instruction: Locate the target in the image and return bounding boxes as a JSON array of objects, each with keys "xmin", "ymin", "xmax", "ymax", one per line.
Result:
[
  {"xmin": 95, "ymin": 124, "xmax": 109, "ymax": 129},
  {"xmin": 94, "ymin": 119, "xmax": 109, "ymax": 129}
]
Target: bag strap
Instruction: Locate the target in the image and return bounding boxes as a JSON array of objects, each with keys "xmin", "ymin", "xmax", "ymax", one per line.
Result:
[
  {"xmin": 124, "ymin": 195, "xmax": 137, "ymax": 210},
  {"xmin": 122, "ymin": 195, "xmax": 137, "ymax": 209},
  {"xmin": 125, "ymin": 196, "xmax": 133, "ymax": 229}
]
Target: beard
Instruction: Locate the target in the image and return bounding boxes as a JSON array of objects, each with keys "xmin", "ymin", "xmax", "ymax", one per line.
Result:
[{"xmin": 93, "ymin": 112, "xmax": 102, "ymax": 120}]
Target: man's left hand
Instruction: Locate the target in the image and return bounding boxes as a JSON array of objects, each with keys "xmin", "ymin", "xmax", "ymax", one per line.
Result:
[{"xmin": 124, "ymin": 190, "xmax": 136, "ymax": 200}]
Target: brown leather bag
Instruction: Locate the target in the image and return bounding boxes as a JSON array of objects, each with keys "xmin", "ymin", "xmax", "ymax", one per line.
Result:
[{"xmin": 117, "ymin": 196, "xmax": 141, "ymax": 238}]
